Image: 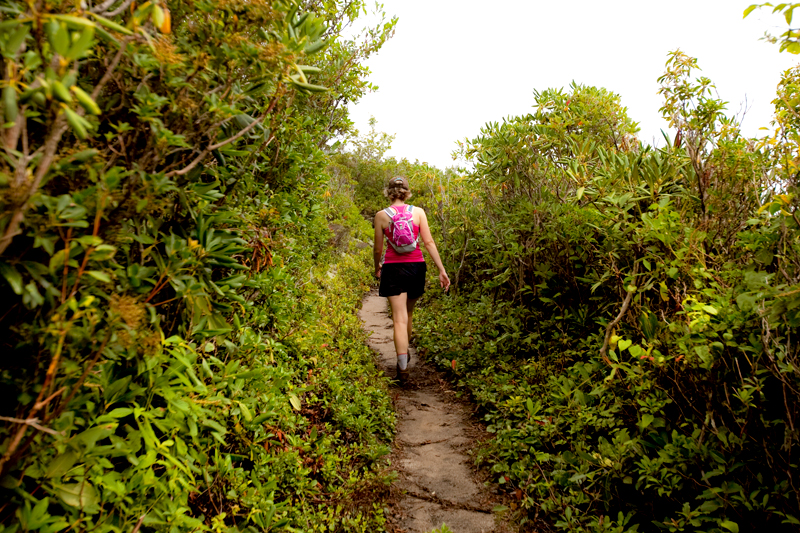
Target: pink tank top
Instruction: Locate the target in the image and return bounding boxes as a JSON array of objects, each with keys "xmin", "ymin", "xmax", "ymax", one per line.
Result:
[{"xmin": 383, "ymin": 221, "xmax": 424, "ymax": 264}]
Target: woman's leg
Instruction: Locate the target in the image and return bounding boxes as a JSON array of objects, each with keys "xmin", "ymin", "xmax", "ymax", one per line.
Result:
[
  {"xmin": 388, "ymin": 293, "xmax": 409, "ymax": 356},
  {"xmin": 406, "ymin": 297, "xmax": 418, "ymax": 342}
]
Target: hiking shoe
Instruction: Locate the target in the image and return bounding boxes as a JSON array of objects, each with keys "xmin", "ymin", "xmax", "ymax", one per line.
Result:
[{"xmin": 396, "ymin": 361, "xmax": 410, "ymax": 384}]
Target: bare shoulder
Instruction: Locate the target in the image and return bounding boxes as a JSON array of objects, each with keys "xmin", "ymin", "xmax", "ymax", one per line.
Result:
[{"xmin": 374, "ymin": 209, "xmax": 390, "ymax": 227}]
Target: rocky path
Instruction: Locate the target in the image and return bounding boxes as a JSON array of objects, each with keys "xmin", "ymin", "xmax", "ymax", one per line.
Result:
[{"xmin": 358, "ymin": 291, "xmax": 501, "ymax": 533}]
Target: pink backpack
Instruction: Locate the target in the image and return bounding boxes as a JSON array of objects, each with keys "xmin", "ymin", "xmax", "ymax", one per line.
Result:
[{"xmin": 384, "ymin": 205, "xmax": 418, "ymax": 253}]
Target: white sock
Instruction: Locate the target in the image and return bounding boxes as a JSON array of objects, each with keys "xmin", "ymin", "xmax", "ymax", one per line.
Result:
[{"xmin": 398, "ymin": 353, "xmax": 408, "ymax": 370}]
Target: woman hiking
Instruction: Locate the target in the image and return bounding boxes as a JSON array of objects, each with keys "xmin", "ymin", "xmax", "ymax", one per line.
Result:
[{"xmin": 373, "ymin": 176, "xmax": 450, "ymax": 383}]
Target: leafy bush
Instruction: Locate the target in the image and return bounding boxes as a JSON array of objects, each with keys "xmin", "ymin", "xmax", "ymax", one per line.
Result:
[
  {"xmin": 0, "ymin": 0, "xmax": 397, "ymax": 530},
  {"xmin": 414, "ymin": 57, "xmax": 800, "ymax": 532}
]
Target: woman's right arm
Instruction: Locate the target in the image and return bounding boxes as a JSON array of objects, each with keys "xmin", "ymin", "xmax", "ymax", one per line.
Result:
[
  {"xmin": 418, "ymin": 209, "xmax": 451, "ymax": 290},
  {"xmin": 373, "ymin": 211, "xmax": 386, "ymax": 278}
]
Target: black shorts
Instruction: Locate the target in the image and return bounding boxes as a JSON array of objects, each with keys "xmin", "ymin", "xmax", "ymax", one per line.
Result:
[{"xmin": 379, "ymin": 262, "xmax": 427, "ymax": 299}]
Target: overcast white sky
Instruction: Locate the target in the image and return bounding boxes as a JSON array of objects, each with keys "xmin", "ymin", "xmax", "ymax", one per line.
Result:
[{"xmin": 346, "ymin": 0, "xmax": 799, "ymax": 169}]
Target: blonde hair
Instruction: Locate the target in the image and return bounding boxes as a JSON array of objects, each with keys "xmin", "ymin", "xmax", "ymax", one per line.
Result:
[{"xmin": 383, "ymin": 176, "xmax": 412, "ymax": 201}]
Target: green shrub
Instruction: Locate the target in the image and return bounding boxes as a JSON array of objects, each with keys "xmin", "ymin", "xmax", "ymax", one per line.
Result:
[
  {"xmin": 414, "ymin": 59, "xmax": 800, "ymax": 532},
  {"xmin": 0, "ymin": 0, "xmax": 397, "ymax": 530}
]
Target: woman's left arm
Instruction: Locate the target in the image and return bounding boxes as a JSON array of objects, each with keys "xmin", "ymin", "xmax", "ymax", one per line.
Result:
[{"xmin": 418, "ymin": 210, "xmax": 450, "ymax": 290}]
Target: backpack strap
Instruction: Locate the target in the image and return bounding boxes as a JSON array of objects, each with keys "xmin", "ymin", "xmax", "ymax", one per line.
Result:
[{"xmin": 383, "ymin": 205, "xmax": 414, "ymax": 217}]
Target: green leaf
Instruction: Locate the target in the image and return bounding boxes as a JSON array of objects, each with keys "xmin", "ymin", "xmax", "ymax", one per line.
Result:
[
  {"xmin": 86, "ymin": 270, "xmax": 111, "ymax": 283},
  {"xmin": 719, "ymin": 520, "xmax": 739, "ymax": 533},
  {"xmin": 72, "ymin": 85, "xmax": 101, "ymax": 115},
  {"xmin": 68, "ymin": 149, "xmax": 99, "ymax": 163},
  {"xmin": 49, "ymin": 249, "xmax": 68, "ymax": 272},
  {"xmin": 0, "ymin": 262, "xmax": 23, "ymax": 294},
  {"xmin": 736, "ymin": 292, "xmax": 759, "ymax": 311},
  {"xmin": 289, "ymin": 393, "xmax": 301, "ymax": 411},
  {"xmin": 47, "ymin": 20, "xmax": 70, "ymax": 57},
  {"xmin": 201, "ymin": 418, "xmax": 226, "ymax": 434},
  {"xmin": 152, "ymin": 5, "xmax": 165, "ymax": 29},
  {"xmin": 3, "ymin": 85, "xmax": 18, "ymax": 122},
  {"xmin": 617, "ymin": 339, "xmax": 632, "ymax": 352},
  {"xmin": 576, "ymin": 186, "xmax": 585, "ymax": 200},
  {"xmin": 291, "ymin": 79, "xmax": 328, "ymax": 93},
  {"xmin": 237, "ymin": 401, "xmax": 253, "ymax": 421},
  {"xmin": 699, "ymin": 499, "xmax": 721, "ymax": 513},
  {"xmin": 252, "ymin": 413, "xmax": 270, "ymax": 425},
  {"xmin": 92, "ymin": 244, "xmax": 117, "ymax": 260},
  {"xmin": 77, "ymin": 235, "xmax": 102, "ymax": 246},
  {"xmin": 743, "ymin": 4, "xmax": 759, "ymax": 17},
  {"xmin": 640, "ymin": 413, "xmax": 654, "ymax": 429},
  {"xmin": 304, "ymin": 37, "xmax": 329, "ymax": 55},
  {"xmin": 51, "ymin": 14, "xmax": 97, "ymax": 29},
  {"xmin": 3, "ymin": 24, "xmax": 30, "ymax": 57},
  {"xmin": 88, "ymin": 13, "xmax": 133, "ymax": 35},
  {"xmin": 63, "ymin": 106, "xmax": 88, "ymax": 139},
  {"xmin": 58, "ymin": 220, "xmax": 90, "ymax": 228},
  {"xmin": 298, "ymin": 65, "xmax": 322, "ymax": 74},
  {"xmin": 76, "ymin": 424, "xmax": 117, "ymax": 449},
  {"xmin": 66, "ymin": 26, "xmax": 94, "ymax": 59},
  {"xmin": 54, "ymin": 482, "xmax": 100, "ymax": 513},
  {"xmin": 0, "ymin": 474, "xmax": 20, "ymax": 489},
  {"xmin": 45, "ymin": 451, "xmax": 78, "ymax": 478},
  {"xmin": 23, "ymin": 282, "xmax": 44, "ymax": 307}
]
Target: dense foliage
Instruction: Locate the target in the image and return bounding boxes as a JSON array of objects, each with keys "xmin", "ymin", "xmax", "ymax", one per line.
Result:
[
  {"xmin": 412, "ymin": 52, "xmax": 800, "ymax": 532},
  {"xmin": 0, "ymin": 0, "xmax": 397, "ymax": 531},
  {"xmin": 331, "ymin": 118, "xmax": 457, "ymax": 225},
  {"xmin": 4, "ymin": 1, "xmax": 800, "ymax": 532}
]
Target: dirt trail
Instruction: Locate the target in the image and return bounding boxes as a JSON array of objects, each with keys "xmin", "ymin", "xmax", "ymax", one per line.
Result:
[{"xmin": 358, "ymin": 291, "xmax": 500, "ymax": 533}]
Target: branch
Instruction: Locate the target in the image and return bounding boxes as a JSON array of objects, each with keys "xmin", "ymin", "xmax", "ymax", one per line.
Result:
[
  {"xmin": 0, "ymin": 416, "xmax": 62, "ymax": 436},
  {"xmin": 91, "ymin": 39, "xmax": 130, "ymax": 100},
  {"xmin": 103, "ymin": 0, "xmax": 136, "ymax": 19},
  {"xmin": 791, "ymin": 206, "xmax": 800, "ymax": 231},
  {"xmin": 599, "ymin": 263, "xmax": 640, "ymax": 362},
  {"xmin": 0, "ymin": 40, "xmax": 129, "ymax": 257},
  {"xmin": 91, "ymin": 0, "xmax": 120, "ymax": 13},
  {"xmin": 131, "ymin": 515, "xmax": 146, "ymax": 533},
  {"xmin": 56, "ymin": 333, "xmax": 111, "ymax": 416},
  {"xmin": 775, "ymin": 287, "xmax": 800, "ymax": 299},
  {"xmin": 0, "ymin": 114, "xmax": 67, "ymax": 256},
  {"xmin": 165, "ymin": 97, "xmax": 278, "ymax": 178},
  {"xmin": 0, "ymin": 381, "xmax": 66, "ymax": 477},
  {"xmin": 67, "ymin": 194, "xmax": 107, "ymax": 299}
]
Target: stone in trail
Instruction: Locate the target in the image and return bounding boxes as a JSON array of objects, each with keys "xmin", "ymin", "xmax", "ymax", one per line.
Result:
[{"xmin": 359, "ymin": 291, "xmax": 502, "ymax": 533}]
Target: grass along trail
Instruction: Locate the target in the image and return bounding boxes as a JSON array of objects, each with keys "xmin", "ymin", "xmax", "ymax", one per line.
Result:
[{"xmin": 359, "ymin": 290, "xmax": 506, "ymax": 533}]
